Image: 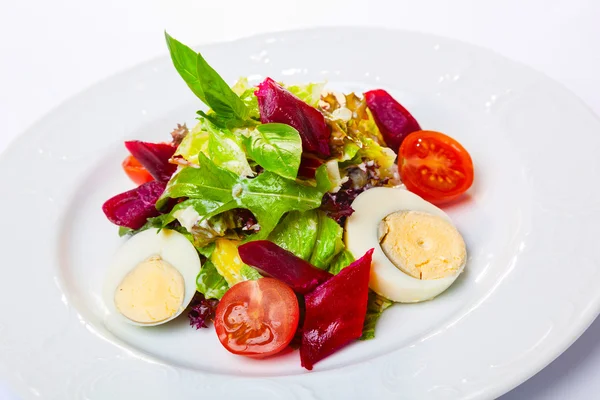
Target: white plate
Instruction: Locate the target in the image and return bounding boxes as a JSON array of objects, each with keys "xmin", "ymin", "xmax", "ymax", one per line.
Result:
[{"xmin": 1, "ymin": 27, "xmax": 599, "ymax": 400}]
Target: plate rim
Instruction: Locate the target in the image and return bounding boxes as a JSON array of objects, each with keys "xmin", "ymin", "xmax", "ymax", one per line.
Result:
[{"xmin": 1, "ymin": 26, "xmax": 599, "ymax": 400}]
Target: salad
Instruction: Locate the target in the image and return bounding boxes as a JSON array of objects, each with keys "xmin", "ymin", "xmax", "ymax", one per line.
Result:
[{"xmin": 101, "ymin": 32, "xmax": 475, "ymax": 370}]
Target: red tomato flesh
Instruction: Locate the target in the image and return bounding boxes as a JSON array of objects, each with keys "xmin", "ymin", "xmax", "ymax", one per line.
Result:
[
  {"xmin": 122, "ymin": 155, "xmax": 154, "ymax": 186},
  {"xmin": 214, "ymin": 278, "xmax": 299, "ymax": 358},
  {"xmin": 399, "ymin": 130, "xmax": 474, "ymax": 204}
]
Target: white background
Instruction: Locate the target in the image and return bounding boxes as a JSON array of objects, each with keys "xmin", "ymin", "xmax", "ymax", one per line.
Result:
[{"xmin": 1, "ymin": 0, "xmax": 599, "ymax": 398}]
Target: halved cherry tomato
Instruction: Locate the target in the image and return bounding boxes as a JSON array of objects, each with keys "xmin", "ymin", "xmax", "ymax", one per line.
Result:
[
  {"xmin": 122, "ymin": 155, "xmax": 154, "ymax": 186},
  {"xmin": 399, "ymin": 130, "xmax": 474, "ymax": 204},
  {"xmin": 214, "ymin": 278, "xmax": 299, "ymax": 358}
]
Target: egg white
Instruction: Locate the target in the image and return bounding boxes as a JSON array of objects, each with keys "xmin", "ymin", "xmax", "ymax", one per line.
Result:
[
  {"xmin": 102, "ymin": 228, "xmax": 201, "ymax": 326},
  {"xmin": 344, "ymin": 187, "xmax": 466, "ymax": 303}
]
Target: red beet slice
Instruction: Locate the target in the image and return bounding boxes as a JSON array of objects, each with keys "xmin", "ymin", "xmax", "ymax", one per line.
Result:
[
  {"xmin": 298, "ymin": 156, "xmax": 324, "ymax": 179},
  {"xmin": 238, "ymin": 240, "xmax": 332, "ymax": 295},
  {"xmin": 364, "ymin": 89, "xmax": 421, "ymax": 152},
  {"xmin": 255, "ymin": 78, "xmax": 331, "ymax": 157},
  {"xmin": 102, "ymin": 180, "xmax": 166, "ymax": 229},
  {"xmin": 124, "ymin": 141, "xmax": 177, "ymax": 182},
  {"xmin": 300, "ymin": 248, "xmax": 373, "ymax": 370}
]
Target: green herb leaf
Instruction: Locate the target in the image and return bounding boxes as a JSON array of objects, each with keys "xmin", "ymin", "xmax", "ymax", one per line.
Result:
[
  {"xmin": 118, "ymin": 226, "xmax": 133, "ymax": 237},
  {"xmin": 196, "ymin": 260, "xmax": 229, "ymax": 300},
  {"xmin": 315, "ymin": 163, "xmax": 335, "ymax": 193},
  {"xmin": 241, "ymin": 171, "xmax": 325, "ymax": 238},
  {"xmin": 158, "ymin": 152, "xmax": 237, "ymax": 209},
  {"xmin": 174, "ymin": 119, "xmax": 254, "ymax": 177},
  {"xmin": 171, "ymin": 202, "xmax": 245, "ymax": 248},
  {"xmin": 197, "ymin": 242, "xmax": 216, "ymax": 258},
  {"xmin": 268, "ymin": 210, "xmax": 319, "ymax": 260},
  {"xmin": 206, "ymin": 122, "xmax": 254, "ymax": 177},
  {"xmin": 165, "ymin": 32, "xmax": 249, "ymax": 122},
  {"xmin": 246, "ymin": 123, "xmax": 302, "ymax": 179},
  {"xmin": 360, "ymin": 291, "xmax": 393, "ymax": 340},
  {"xmin": 328, "ymin": 249, "xmax": 355, "ymax": 275},
  {"xmin": 117, "ymin": 213, "xmax": 177, "ymax": 237},
  {"xmin": 309, "ymin": 211, "xmax": 344, "ymax": 269},
  {"xmin": 174, "ymin": 122, "xmax": 210, "ymax": 165},
  {"xmin": 240, "ymin": 265, "xmax": 262, "ymax": 281},
  {"xmin": 160, "ymin": 153, "xmax": 326, "ymax": 239},
  {"xmin": 231, "ymin": 77, "xmax": 260, "ymax": 120}
]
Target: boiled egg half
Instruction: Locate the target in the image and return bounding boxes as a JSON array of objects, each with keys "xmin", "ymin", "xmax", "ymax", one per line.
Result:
[
  {"xmin": 103, "ymin": 228, "xmax": 201, "ymax": 326},
  {"xmin": 345, "ymin": 187, "xmax": 466, "ymax": 303}
]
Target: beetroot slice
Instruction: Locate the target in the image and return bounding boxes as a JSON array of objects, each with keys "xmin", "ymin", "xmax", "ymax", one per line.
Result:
[
  {"xmin": 124, "ymin": 141, "xmax": 177, "ymax": 181},
  {"xmin": 298, "ymin": 156, "xmax": 323, "ymax": 179},
  {"xmin": 300, "ymin": 248, "xmax": 373, "ymax": 370},
  {"xmin": 102, "ymin": 180, "xmax": 166, "ymax": 229},
  {"xmin": 255, "ymin": 78, "xmax": 331, "ymax": 157},
  {"xmin": 364, "ymin": 89, "xmax": 421, "ymax": 152},
  {"xmin": 238, "ymin": 240, "xmax": 332, "ymax": 295}
]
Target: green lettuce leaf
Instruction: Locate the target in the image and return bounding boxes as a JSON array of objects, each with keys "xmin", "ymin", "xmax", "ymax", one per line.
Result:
[
  {"xmin": 286, "ymin": 82, "xmax": 325, "ymax": 107},
  {"xmin": 241, "ymin": 170, "xmax": 324, "ymax": 238},
  {"xmin": 196, "ymin": 260, "xmax": 229, "ymax": 300},
  {"xmin": 268, "ymin": 210, "xmax": 319, "ymax": 260},
  {"xmin": 315, "ymin": 163, "xmax": 335, "ymax": 193},
  {"xmin": 245, "ymin": 123, "xmax": 302, "ymax": 179},
  {"xmin": 231, "ymin": 77, "xmax": 260, "ymax": 120},
  {"xmin": 158, "ymin": 153, "xmax": 237, "ymax": 210},
  {"xmin": 174, "ymin": 122, "xmax": 209, "ymax": 165},
  {"xmin": 328, "ymin": 249, "xmax": 355, "ymax": 275},
  {"xmin": 359, "ymin": 137, "xmax": 397, "ymax": 172},
  {"xmin": 171, "ymin": 202, "xmax": 247, "ymax": 248},
  {"xmin": 240, "ymin": 265, "xmax": 262, "ymax": 280},
  {"xmin": 206, "ymin": 122, "xmax": 254, "ymax": 177},
  {"xmin": 165, "ymin": 32, "xmax": 249, "ymax": 124},
  {"xmin": 117, "ymin": 213, "xmax": 177, "ymax": 237},
  {"xmin": 267, "ymin": 210, "xmax": 344, "ymax": 269},
  {"xmin": 309, "ymin": 211, "xmax": 344, "ymax": 269},
  {"xmin": 197, "ymin": 242, "xmax": 216, "ymax": 258},
  {"xmin": 340, "ymin": 141, "xmax": 361, "ymax": 163},
  {"xmin": 160, "ymin": 153, "xmax": 325, "ymax": 239},
  {"xmin": 118, "ymin": 226, "xmax": 133, "ymax": 237},
  {"xmin": 175, "ymin": 119, "xmax": 253, "ymax": 176},
  {"xmin": 360, "ymin": 291, "xmax": 393, "ymax": 340}
]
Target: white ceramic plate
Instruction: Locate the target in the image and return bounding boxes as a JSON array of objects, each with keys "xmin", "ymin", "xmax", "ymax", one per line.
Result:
[{"xmin": 1, "ymin": 27, "xmax": 600, "ymax": 400}]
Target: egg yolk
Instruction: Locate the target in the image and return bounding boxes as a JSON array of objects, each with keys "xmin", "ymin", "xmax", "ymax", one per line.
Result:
[
  {"xmin": 114, "ymin": 255, "xmax": 185, "ymax": 324},
  {"xmin": 378, "ymin": 211, "xmax": 466, "ymax": 280}
]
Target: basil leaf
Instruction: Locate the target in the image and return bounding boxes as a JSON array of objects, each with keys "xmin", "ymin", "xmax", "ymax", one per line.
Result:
[
  {"xmin": 360, "ymin": 291, "xmax": 393, "ymax": 340},
  {"xmin": 309, "ymin": 211, "xmax": 344, "ymax": 269},
  {"xmin": 165, "ymin": 32, "xmax": 249, "ymax": 122},
  {"xmin": 246, "ymin": 123, "xmax": 302, "ymax": 179},
  {"xmin": 196, "ymin": 260, "xmax": 229, "ymax": 300},
  {"xmin": 268, "ymin": 210, "xmax": 319, "ymax": 260}
]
